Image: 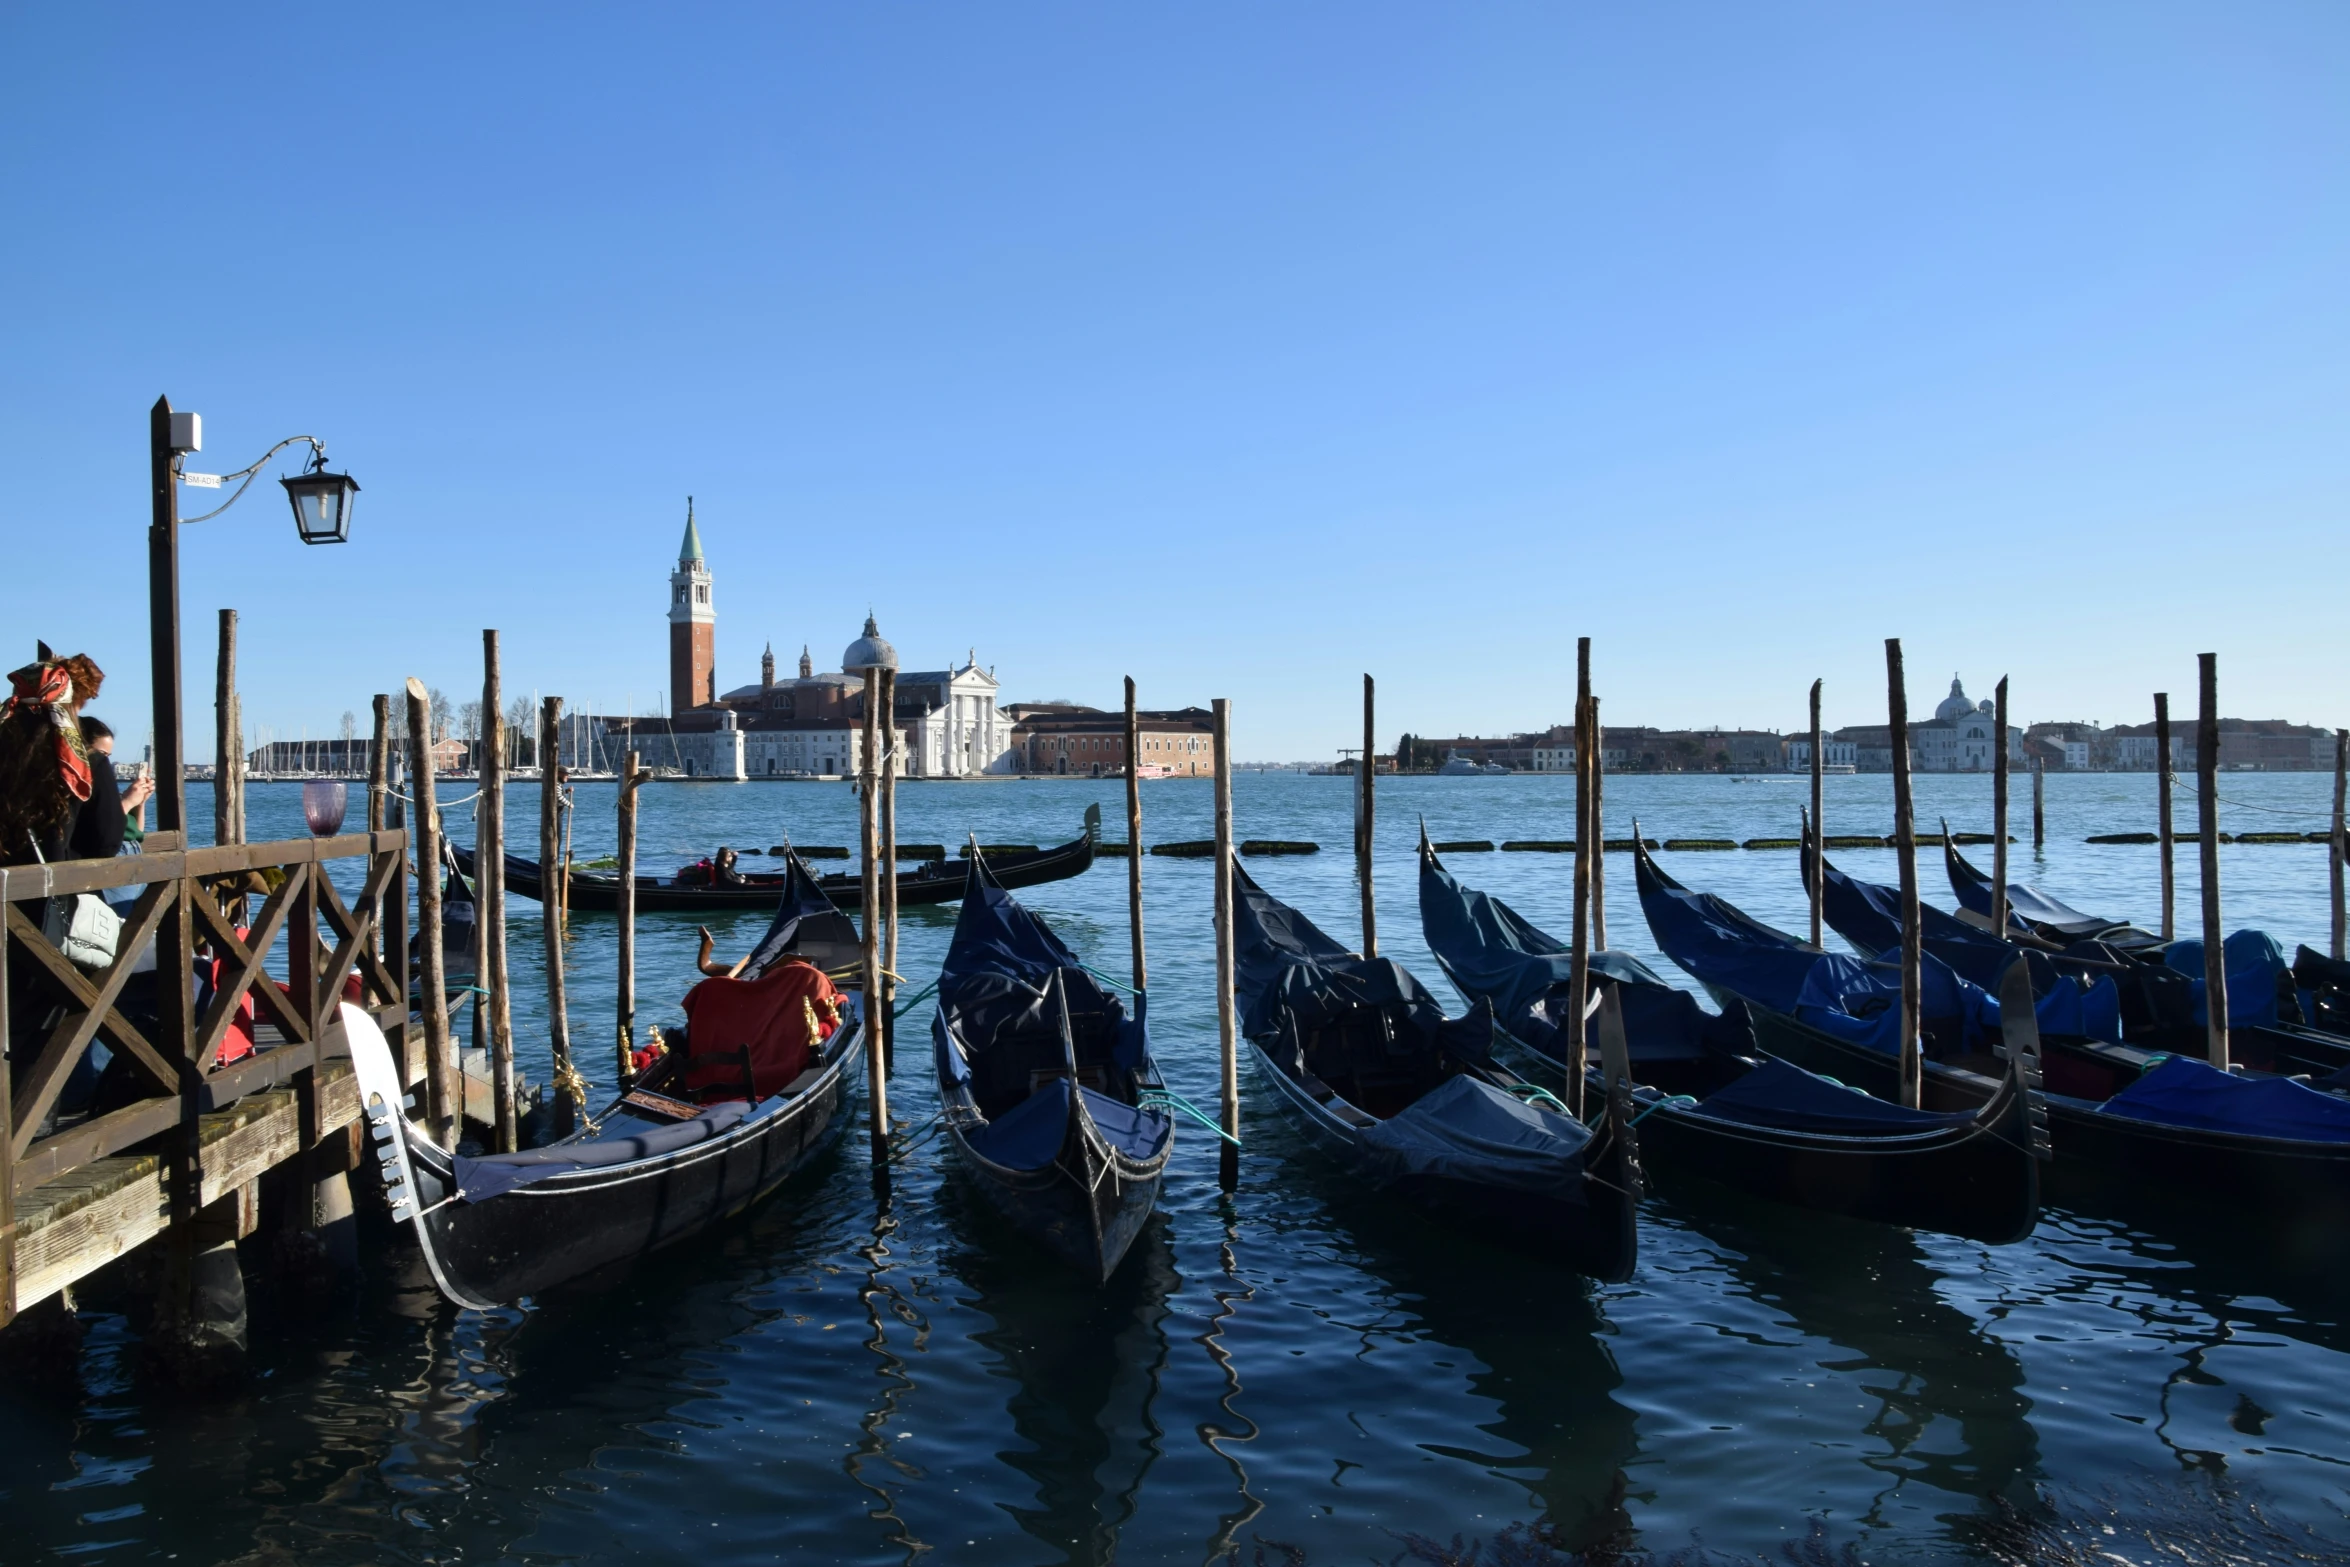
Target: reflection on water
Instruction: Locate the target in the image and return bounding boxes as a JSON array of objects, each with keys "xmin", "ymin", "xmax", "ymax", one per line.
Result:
[
  {"xmin": 1669, "ymin": 1187, "xmax": 2038, "ymax": 1516},
  {"xmin": 4, "ymin": 773, "xmax": 2348, "ymax": 1562}
]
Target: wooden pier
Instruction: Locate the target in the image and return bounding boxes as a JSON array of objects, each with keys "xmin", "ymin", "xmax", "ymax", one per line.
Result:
[{"xmin": 0, "ymin": 826, "xmax": 422, "ymax": 1357}]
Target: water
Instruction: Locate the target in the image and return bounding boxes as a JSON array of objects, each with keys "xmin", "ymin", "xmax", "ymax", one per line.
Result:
[{"xmin": 6, "ymin": 770, "xmax": 2348, "ymax": 1564}]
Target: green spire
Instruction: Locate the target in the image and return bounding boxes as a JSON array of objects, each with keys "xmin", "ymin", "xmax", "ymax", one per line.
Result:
[{"xmin": 679, "ymin": 495, "xmax": 704, "ymax": 563}]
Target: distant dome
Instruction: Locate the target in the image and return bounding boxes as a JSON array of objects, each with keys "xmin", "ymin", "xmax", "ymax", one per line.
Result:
[
  {"xmin": 1934, "ymin": 676, "xmax": 1974, "ymax": 724},
  {"xmin": 843, "ymin": 614, "xmax": 898, "ymax": 674}
]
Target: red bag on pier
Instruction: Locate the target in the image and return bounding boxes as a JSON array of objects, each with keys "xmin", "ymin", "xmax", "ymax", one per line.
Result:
[{"xmin": 679, "ymin": 959, "xmax": 842, "ymax": 1103}]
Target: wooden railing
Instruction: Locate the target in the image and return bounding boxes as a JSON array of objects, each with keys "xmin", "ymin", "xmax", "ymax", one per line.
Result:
[{"xmin": 0, "ymin": 828, "xmax": 411, "ymax": 1324}]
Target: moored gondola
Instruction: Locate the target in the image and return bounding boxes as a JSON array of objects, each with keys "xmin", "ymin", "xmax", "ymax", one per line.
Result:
[
  {"xmin": 1231, "ymin": 856, "xmax": 1640, "ymax": 1282},
  {"xmin": 1636, "ymin": 836, "xmax": 2350, "ymax": 1260},
  {"xmin": 1935, "ymin": 839, "xmax": 2350, "ymax": 1075},
  {"xmin": 461, "ymin": 807, "xmax": 1100, "ymax": 914},
  {"xmin": 347, "ymin": 849, "xmax": 868, "ymax": 1307},
  {"xmin": 933, "ymin": 848, "xmax": 1172, "ymax": 1281},
  {"xmin": 1417, "ymin": 834, "xmax": 2042, "ymax": 1244}
]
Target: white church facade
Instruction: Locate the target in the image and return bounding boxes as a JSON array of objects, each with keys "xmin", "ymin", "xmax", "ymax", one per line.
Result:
[{"xmin": 579, "ymin": 509, "xmax": 1015, "ymax": 779}]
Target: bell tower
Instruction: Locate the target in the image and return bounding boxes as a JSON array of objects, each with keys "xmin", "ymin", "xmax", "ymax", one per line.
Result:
[{"xmin": 668, "ymin": 497, "xmax": 716, "ymax": 714}]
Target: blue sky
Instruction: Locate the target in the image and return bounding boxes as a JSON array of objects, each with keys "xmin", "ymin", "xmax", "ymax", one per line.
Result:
[{"xmin": 2, "ymin": 4, "xmax": 2343, "ymax": 761}]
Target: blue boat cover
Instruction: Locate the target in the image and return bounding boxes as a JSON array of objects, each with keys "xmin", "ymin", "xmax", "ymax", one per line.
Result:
[
  {"xmin": 1234, "ymin": 860, "xmax": 1486, "ymax": 1060},
  {"xmin": 1942, "ymin": 840, "xmax": 2161, "ymax": 945},
  {"xmin": 1687, "ymin": 1059, "xmax": 1973, "ymax": 1137},
  {"xmin": 740, "ymin": 852, "xmax": 857, "ymax": 980},
  {"xmin": 1636, "ymin": 843, "xmax": 2003, "ymax": 1056},
  {"xmin": 1417, "ymin": 850, "xmax": 1739, "ymax": 1063},
  {"xmin": 963, "ymin": 1078, "xmax": 1173, "ymax": 1170},
  {"xmin": 455, "ymin": 1100, "xmax": 754, "ymax": 1202},
  {"xmin": 938, "ymin": 856, "xmax": 1148, "ymax": 1075},
  {"xmin": 1811, "ymin": 855, "xmax": 2123, "ymax": 1043},
  {"xmin": 1354, "ymin": 1072, "xmax": 1593, "ymax": 1198},
  {"xmin": 2164, "ymin": 931, "xmax": 2286, "ymax": 1029},
  {"xmin": 2099, "ymin": 1054, "xmax": 2350, "ymax": 1144}
]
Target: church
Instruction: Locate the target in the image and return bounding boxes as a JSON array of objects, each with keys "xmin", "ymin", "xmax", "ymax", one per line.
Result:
[{"xmin": 594, "ymin": 504, "xmax": 1014, "ymax": 779}]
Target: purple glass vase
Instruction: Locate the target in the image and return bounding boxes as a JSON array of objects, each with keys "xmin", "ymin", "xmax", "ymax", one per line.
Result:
[{"xmin": 302, "ymin": 779, "xmax": 348, "ymax": 837}]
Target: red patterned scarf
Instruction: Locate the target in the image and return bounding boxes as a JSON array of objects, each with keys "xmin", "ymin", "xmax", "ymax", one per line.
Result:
[{"xmin": 3, "ymin": 661, "xmax": 92, "ymax": 803}]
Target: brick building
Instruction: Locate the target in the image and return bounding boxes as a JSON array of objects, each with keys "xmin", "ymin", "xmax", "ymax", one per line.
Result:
[{"xmin": 1006, "ymin": 704, "xmax": 1217, "ymax": 776}]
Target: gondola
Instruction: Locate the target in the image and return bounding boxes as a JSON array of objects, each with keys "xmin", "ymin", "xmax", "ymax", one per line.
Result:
[
  {"xmin": 346, "ymin": 849, "xmax": 868, "ymax": 1307},
  {"xmin": 932, "ymin": 847, "xmax": 1172, "ymax": 1281},
  {"xmin": 1941, "ymin": 837, "xmax": 2160, "ymax": 948},
  {"xmin": 1230, "ymin": 856, "xmax": 1640, "ymax": 1281},
  {"xmin": 1635, "ymin": 837, "xmax": 2350, "ymax": 1249},
  {"xmin": 1938, "ymin": 839, "xmax": 2350, "ymax": 1074},
  {"xmin": 1416, "ymin": 835, "xmax": 2042, "ymax": 1244},
  {"xmin": 459, "ymin": 806, "xmax": 1100, "ymax": 914}
]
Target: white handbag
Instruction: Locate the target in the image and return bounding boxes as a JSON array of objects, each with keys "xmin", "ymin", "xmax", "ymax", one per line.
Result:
[
  {"xmin": 44, "ymin": 893, "xmax": 122, "ymax": 972},
  {"xmin": 26, "ymin": 835, "xmax": 122, "ymax": 973}
]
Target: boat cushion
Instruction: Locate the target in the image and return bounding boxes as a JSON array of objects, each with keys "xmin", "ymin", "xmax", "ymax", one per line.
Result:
[
  {"xmin": 963, "ymin": 1078, "xmax": 1170, "ymax": 1171},
  {"xmin": 681, "ymin": 959, "xmax": 842, "ymax": 1101},
  {"xmin": 1356, "ymin": 1073, "xmax": 1592, "ymax": 1197},
  {"xmin": 1686, "ymin": 1058, "xmax": 1972, "ymax": 1137},
  {"xmin": 455, "ymin": 1100, "xmax": 753, "ymax": 1202},
  {"xmin": 2098, "ymin": 1054, "xmax": 2350, "ymax": 1144}
]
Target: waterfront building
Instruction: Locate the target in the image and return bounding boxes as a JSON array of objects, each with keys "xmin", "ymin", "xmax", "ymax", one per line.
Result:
[
  {"xmin": 588, "ymin": 510, "xmax": 1017, "ymax": 778},
  {"xmin": 1005, "ymin": 703, "xmax": 1216, "ymax": 776}
]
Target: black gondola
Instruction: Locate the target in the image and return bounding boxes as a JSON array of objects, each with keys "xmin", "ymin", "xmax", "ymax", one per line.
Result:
[
  {"xmin": 1230, "ymin": 856, "xmax": 1640, "ymax": 1282},
  {"xmin": 1416, "ymin": 835, "xmax": 2042, "ymax": 1244},
  {"xmin": 458, "ymin": 807, "xmax": 1099, "ymax": 914},
  {"xmin": 348, "ymin": 850, "xmax": 868, "ymax": 1307},
  {"xmin": 932, "ymin": 847, "xmax": 1172, "ymax": 1281},
  {"xmin": 1635, "ymin": 837, "xmax": 2350, "ymax": 1262},
  {"xmin": 1936, "ymin": 839, "xmax": 2350, "ymax": 1075}
]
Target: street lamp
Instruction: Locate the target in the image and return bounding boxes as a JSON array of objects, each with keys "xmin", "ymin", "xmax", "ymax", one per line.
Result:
[
  {"xmin": 148, "ymin": 395, "xmax": 361, "ymax": 851},
  {"xmin": 176, "ymin": 417, "xmax": 360, "ymax": 546}
]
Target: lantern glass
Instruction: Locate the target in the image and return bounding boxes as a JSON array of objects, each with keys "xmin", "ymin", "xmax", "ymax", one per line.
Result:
[{"xmin": 281, "ymin": 467, "xmax": 359, "ymax": 544}]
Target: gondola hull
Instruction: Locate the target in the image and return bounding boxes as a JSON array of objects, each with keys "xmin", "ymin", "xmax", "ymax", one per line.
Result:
[
  {"xmin": 1626, "ymin": 1077, "xmax": 2037, "ymax": 1245},
  {"xmin": 1246, "ymin": 1039, "xmax": 1640, "ymax": 1281},
  {"xmin": 1745, "ymin": 1002, "xmax": 2350, "ymax": 1245},
  {"xmin": 350, "ymin": 1005, "xmax": 864, "ymax": 1308},
  {"xmin": 461, "ymin": 832, "xmax": 1095, "ymax": 914},
  {"xmin": 1477, "ymin": 1019, "xmax": 2041, "ymax": 1246},
  {"xmin": 945, "ymin": 1105, "xmax": 1165, "ymax": 1283}
]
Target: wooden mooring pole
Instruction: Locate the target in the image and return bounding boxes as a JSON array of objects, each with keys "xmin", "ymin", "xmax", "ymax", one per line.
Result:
[
  {"xmin": 1125, "ymin": 676, "xmax": 1146, "ymax": 991},
  {"xmin": 544, "ymin": 696, "xmax": 577, "ymax": 1139},
  {"xmin": 879, "ymin": 668, "xmax": 898, "ymax": 1077},
  {"xmin": 1565, "ymin": 638, "xmax": 1592, "ymax": 1117},
  {"xmin": 368, "ymin": 694, "xmax": 391, "ymax": 959},
  {"xmin": 1886, "ymin": 638, "xmax": 1922, "ymax": 1109},
  {"xmin": 215, "ymin": 609, "xmax": 242, "ymax": 847},
  {"xmin": 481, "ymin": 634, "xmax": 516, "ymax": 1151},
  {"xmin": 405, "ymin": 678, "xmax": 456, "ymax": 1144},
  {"xmin": 2197, "ymin": 653, "xmax": 2227, "ymax": 1068},
  {"xmin": 1590, "ymin": 693, "xmax": 1606, "ymax": 952},
  {"xmin": 1992, "ymin": 676, "xmax": 2010, "ymax": 941},
  {"xmin": 617, "ymin": 749, "xmax": 643, "ymax": 1088},
  {"xmin": 1808, "ymin": 678, "xmax": 1824, "ymax": 948},
  {"xmin": 1358, "ymin": 673, "xmax": 1377, "ymax": 958},
  {"xmin": 2332, "ymin": 728, "xmax": 2346, "ymax": 962},
  {"xmin": 860, "ymin": 667, "xmax": 887, "ymax": 1166},
  {"xmin": 2032, "ymin": 756, "xmax": 2046, "ymax": 855},
  {"xmin": 1213, "ymin": 696, "xmax": 1238, "ymax": 1192},
  {"xmin": 2156, "ymin": 693, "xmax": 2176, "ymax": 942}
]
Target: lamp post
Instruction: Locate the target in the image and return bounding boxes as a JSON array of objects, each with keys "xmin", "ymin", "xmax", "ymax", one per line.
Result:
[
  {"xmin": 152, "ymin": 396, "xmax": 358, "ymax": 842},
  {"xmin": 146, "ymin": 394, "xmax": 356, "ymax": 1358}
]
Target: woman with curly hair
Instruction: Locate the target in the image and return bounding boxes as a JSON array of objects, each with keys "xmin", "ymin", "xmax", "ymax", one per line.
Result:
[{"xmin": 0, "ymin": 642, "xmax": 106, "ymax": 866}]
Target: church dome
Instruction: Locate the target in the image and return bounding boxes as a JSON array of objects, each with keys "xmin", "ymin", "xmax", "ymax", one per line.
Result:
[
  {"xmin": 1934, "ymin": 676, "xmax": 1974, "ymax": 724},
  {"xmin": 843, "ymin": 615, "xmax": 898, "ymax": 674}
]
